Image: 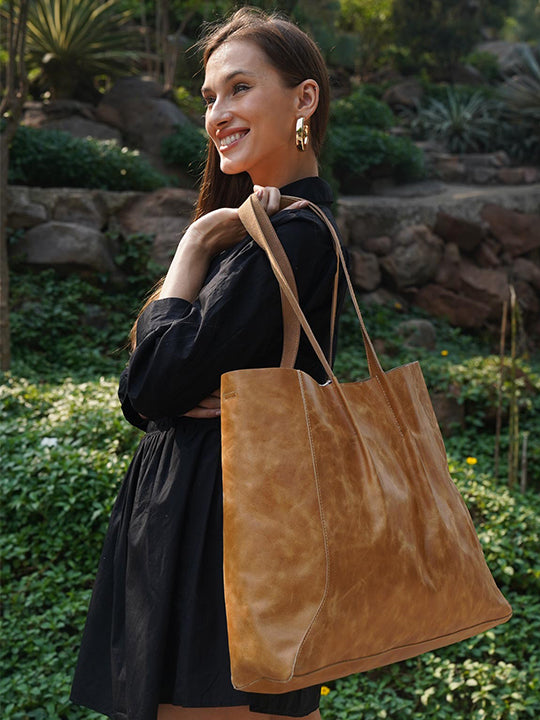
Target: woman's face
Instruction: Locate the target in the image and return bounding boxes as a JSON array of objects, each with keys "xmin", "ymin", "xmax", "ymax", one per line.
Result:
[{"xmin": 202, "ymin": 40, "xmax": 303, "ymax": 186}]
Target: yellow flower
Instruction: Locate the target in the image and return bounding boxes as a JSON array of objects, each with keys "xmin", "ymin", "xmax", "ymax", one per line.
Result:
[
  {"xmin": 394, "ymin": 302, "xmax": 403, "ymax": 310},
  {"xmin": 320, "ymin": 686, "xmax": 331, "ymax": 696},
  {"xmin": 441, "ymin": 350, "xmax": 449, "ymax": 356},
  {"xmin": 466, "ymin": 457, "xmax": 478, "ymax": 465}
]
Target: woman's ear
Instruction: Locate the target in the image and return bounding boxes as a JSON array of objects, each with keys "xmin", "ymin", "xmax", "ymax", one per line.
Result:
[{"xmin": 295, "ymin": 79, "xmax": 319, "ymax": 120}]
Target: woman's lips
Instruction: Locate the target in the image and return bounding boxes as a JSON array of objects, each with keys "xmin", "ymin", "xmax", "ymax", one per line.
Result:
[{"xmin": 219, "ymin": 129, "xmax": 249, "ymax": 151}]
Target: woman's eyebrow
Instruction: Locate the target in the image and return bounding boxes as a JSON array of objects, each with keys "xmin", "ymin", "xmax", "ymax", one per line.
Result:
[{"xmin": 201, "ymin": 69, "xmax": 256, "ymax": 95}]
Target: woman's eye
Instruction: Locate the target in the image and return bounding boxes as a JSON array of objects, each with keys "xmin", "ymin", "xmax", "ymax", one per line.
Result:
[
  {"xmin": 203, "ymin": 96, "xmax": 215, "ymax": 107},
  {"xmin": 233, "ymin": 83, "xmax": 250, "ymax": 95}
]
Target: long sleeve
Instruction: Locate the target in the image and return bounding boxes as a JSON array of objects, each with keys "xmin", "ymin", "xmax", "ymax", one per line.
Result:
[{"xmin": 120, "ymin": 206, "xmax": 344, "ymax": 422}]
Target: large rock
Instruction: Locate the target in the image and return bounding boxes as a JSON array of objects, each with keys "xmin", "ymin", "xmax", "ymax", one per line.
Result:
[
  {"xmin": 476, "ymin": 41, "xmax": 532, "ymax": 75},
  {"xmin": 14, "ymin": 222, "xmax": 116, "ymax": 274},
  {"xmin": 117, "ymin": 187, "xmax": 198, "ymax": 266},
  {"xmin": 396, "ymin": 319, "xmax": 437, "ymax": 350},
  {"xmin": 382, "ymin": 79, "xmax": 423, "ymax": 109},
  {"xmin": 481, "ymin": 204, "xmax": 540, "ymax": 257},
  {"xmin": 349, "ymin": 249, "xmax": 381, "ymax": 291},
  {"xmin": 434, "ymin": 211, "xmax": 484, "ymax": 252},
  {"xmin": 52, "ymin": 190, "xmax": 107, "ymax": 228},
  {"xmin": 6, "ymin": 186, "xmax": 48, "ymax": 228},
  {"xmin": 43, "ymin": 116, "xmax": 122, "ymax": 143},
  {"xmin": 97, "ymin": 77, "xmax": 189, "ymax": 158},
  {"xmin": 414, "ymin": 284, "xmax": 491, "ymax": 328},
  {"xmin": 380, "ymin": 225, "xmax": 444, "ymax": 289},
  {"xmin": 434, "ymin": 242, "xmax": 461, "ymax": 291},
  {"xmin": 459, "ymin": 262, "xmax": 509, "ymax": 319},
  {"xmin": 512, "ymin": 258, "xmax": 540, "ymax": 292}
]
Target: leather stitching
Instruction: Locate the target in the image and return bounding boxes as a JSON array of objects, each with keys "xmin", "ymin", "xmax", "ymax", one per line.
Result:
[
  {"xmin": 292, "ymin": 371, "xmax": 331, "ymax": 675},
  {"xmin": 374, "ymin": 375, "xmax": 405, "ymax": 438}
]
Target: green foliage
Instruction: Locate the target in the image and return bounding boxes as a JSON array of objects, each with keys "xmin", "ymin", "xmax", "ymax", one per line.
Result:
[
  {"xmin": 173, "ymin": 86, "xmax": 206, "ymax": 119},
  {"xmin": 3, "ymin": 270, "xmax": 540, "ymax": 719},
  {"xmin": 337, "ymin": 0, "xmax": 394, "ymax": 74},
  {"xmin": 326, "ymin": 125, "xmax": 425, "ymax": 192},
  {"xmin": 331, "ymin": 89, "xmax": 394, "ymax": 130},
  {"xmin": 463, "ymin": 51, "xmax": 502, "ymax": 83},
  {"xmin": 161, "ymin": 122, "xmax": 208, "ymax": 178},
  {"xmin": 392, "ymin": 0, "xmax": 512, "ymax": 79},
  {"xmin": 8, "ymin": 125, "xmax": 170, "ymax": 191},
  {"xmin": 503, "ymin": 0, "xmax": 540, "ymax": 42},
  {"xmin": 24, "ymin": 0, "xmax": 140, "ymax": 99},
  {"xmin": 497, "ymin": 44, "xmax": 540, "ymax": 161},
  {"xmin": 409, "ymin": 88, "xmax": 507, "ymax": 153}
]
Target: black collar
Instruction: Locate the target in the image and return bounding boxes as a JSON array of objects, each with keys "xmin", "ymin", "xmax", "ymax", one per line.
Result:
[{"xmin": 279, "ymin": 176, "xmax": 333, "ymax": 207}]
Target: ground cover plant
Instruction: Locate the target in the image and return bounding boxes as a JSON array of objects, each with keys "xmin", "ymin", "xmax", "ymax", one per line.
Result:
[{"xmin": 2, "ymin": 266, "xmax": 539, "ymax": 719}]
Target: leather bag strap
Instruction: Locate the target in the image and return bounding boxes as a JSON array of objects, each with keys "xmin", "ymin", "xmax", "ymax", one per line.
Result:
[{"xmin": 238, "ymin": 193, "xmax": 384, "ymax": 381}]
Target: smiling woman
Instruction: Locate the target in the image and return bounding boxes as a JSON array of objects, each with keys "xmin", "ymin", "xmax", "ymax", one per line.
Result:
[{"xmin": 70, "ymin": 8, "xmax": 346, "ymax": 720}]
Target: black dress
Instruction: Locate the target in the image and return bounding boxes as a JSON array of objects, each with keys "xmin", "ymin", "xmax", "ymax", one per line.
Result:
[{"xmin": 71, "ymin": 177, "xmax": 347, "ymax": 720}]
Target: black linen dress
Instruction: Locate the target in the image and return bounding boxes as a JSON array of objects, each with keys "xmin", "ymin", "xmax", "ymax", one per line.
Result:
[{"xmin": 71, "ymin": 177, "xmax": 347, "ymax": 720}]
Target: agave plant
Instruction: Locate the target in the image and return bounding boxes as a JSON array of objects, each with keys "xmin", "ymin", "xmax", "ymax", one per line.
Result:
[
  {"xmin": 500, "ymin": 44, "xmax": 540, "ymax": 122},
  {"xmin": 25, "ymin": 0, "xmax": 141, "ymax": 99},
  {"xmin": 411, "ymin": 88, "xmax": 506, "ymax": 154}
]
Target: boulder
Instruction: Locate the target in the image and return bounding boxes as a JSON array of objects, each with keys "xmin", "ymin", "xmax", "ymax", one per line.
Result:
[
  {"xmin": 361, "ymin": 235, "xmax": 392, "ymax": 256},
  {"xmin": 349, "ymin": 249, "xmax": 381, "ymax": 291},
  {"xmin": 481, "ymin": 204, "xmax": 540, "ymax": 257},
  {"xmin": 460, "ymin": 152, "xmax": 510, "ymax": 169},
  {"xmin": 497, "ymin": 167, "xmax": 539, "ymax": 185},
  {"xmin": 512, "ymin": 258, "xmax": 540, "ymax": 292},
  {"xmin": 470, "ymin": 167, "xmax": 498, "ymax": 184},
  {"xmin": 52, "ymin": 190, "xmax": 107, "ymax": 228},
  {"xmin": 432, "ymin": 155, "xmax": 467, "ymax": 183},
  {"xmin": 434, "ymin": 242, "xmax": 461, "ymax": 291},
  {"xmin": 396, "ymin": 319, "xmax": 437, "ymax": 350},
  {"xmin": 514, "ymin": 280, "xmax": 540, "ymax": 315},
  {"xmin": 6, "ymin": 186, "xmax": 48, "ymax": 228},
  {"xmin": 97, "ymin": 77, "xmax": 189, "ymax": 158},
  {"xmin": 434, "ymin": 211, "xmax": 484, "ymax": 252},
  {"xmin": 382, "ymin": 79, "xmax": 423, "ymax": 109},
  {"xmin": 43, "ymin": 116, "xmax": 122, "ymax": 143},
  {"xmin": 414, "ymin": 284, "xmax": 491, "ymax": 328},
  {"xmin": 476, "ymin": 41, "xmax": 532, "ymax": 75},
  {"xmin": 14, "ymin": 222, "xmax": 116, "ymax": 274},
  {"xmin": 459, "ymin": 261, "xmax": 509, "ymax": 319},
  {"xmin": 474, "ymin": 241, "xmax": 501, "ymax": 269},
  {"xmin": 380, "ymin": 225, "xmax": 444, "ymax": 289},
  {"xmin": 117, "ymin": 187, "xmax": 198, "ymax": 266},
  {"xmin": 430, "ymin": 389, "xmax": 465, "ymax": 436}
]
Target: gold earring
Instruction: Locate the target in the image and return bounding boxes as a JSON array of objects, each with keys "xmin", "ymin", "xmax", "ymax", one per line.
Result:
[{"xmin": 296, "ymin": 117, "xmax": 309, "ymax": 152}]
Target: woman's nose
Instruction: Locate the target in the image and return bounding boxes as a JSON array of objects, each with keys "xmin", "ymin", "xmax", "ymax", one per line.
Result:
[{"xmin": 208, "ymin": 97, "xmax": 232, "ymax": 129}]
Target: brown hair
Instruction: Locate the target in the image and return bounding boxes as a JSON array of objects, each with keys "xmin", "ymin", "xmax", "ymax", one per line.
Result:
[{"xmin": 130, "ymin": 7, "xmax": 330, "ymax": 349}]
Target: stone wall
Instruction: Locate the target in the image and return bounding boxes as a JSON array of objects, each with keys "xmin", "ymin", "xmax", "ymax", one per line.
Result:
[{"xmin": 8, "ymin": 181, "xmax": 540, "ymax": 341}]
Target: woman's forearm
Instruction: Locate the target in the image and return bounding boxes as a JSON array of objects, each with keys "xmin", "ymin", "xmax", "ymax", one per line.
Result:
[{"xmin": 159, "ymin": 232, "xmax": 212, "ymax": 302}]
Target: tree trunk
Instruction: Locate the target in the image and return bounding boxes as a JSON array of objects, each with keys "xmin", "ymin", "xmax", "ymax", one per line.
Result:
[{"xmin": 0, "ymin": 0, "xmax": 31, "ymax": 371}]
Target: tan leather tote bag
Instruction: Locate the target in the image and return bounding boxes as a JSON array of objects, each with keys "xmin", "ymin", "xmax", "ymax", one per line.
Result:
[{"xmin": 220, "ymin": 193, "xmax": 512, "ymax": 695}]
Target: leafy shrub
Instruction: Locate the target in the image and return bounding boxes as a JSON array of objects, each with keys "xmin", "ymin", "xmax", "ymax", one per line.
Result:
[
  {"xmin": 463, "ymin": 50, "xmax": 502, "ymax": 83},
  {"xmin": 331, "ymin": 89, "xmax": 395, "ymax": 130},
  {"xmin": 22, "ymin": 0, "xmax": 139, "ymax": 99},
  {"xmin": 326, "ymin": 125, "xmax": 425, "ymax": 192},
  {"xmin": 410, "ymin": 88, "xmax": 507, "ymax": 153},
  {"xmin": 161, "ymin": 122, "xmax": 208, "ymax": 178},
  {"xmin": 9, "ymin": 126, "xmax": 170, "ymax": 191}
]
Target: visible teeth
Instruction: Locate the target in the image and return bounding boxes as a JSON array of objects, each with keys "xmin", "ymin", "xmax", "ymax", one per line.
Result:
[{"xmin": 220, "ymin": 131, "xmax": 246, "ymax": 147}]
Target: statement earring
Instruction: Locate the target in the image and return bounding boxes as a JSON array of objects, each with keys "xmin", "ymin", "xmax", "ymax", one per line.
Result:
[{"xmin": 296, "ymin": 117, "xmax": 309, "ymax": 152}]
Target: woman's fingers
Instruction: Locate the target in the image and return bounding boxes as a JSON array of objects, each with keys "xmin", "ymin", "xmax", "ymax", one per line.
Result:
[
  {"xmin": 182, "ymin": 390, "xmax": 221, "ymax": 418},
  {"xmin": 253, "ymin": 185, "xmax": 309, "ymax": 215},
  {"xmin": 253, "ymin": 185, "xmax": 281, "ymax": 216}
]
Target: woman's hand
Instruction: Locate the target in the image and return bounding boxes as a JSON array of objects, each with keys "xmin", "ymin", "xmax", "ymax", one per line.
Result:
[
  {"xmin": 182, "ymin": 389, "xmax": 221, "ymax": 419},
  {"xmin": 159, "ymin": 185, "xmax": 308, "ymax": 302}
]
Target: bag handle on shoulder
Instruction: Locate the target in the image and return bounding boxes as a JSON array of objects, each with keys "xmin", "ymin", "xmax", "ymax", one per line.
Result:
[{"xmin": 238, "ymin": 193, "xmax": 384, "ymax": 382}]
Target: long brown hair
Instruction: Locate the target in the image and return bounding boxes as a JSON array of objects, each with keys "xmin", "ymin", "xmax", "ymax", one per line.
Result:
[{"xmin": 130, "ymin": 7, "xmax": 330, "ymax": 349}]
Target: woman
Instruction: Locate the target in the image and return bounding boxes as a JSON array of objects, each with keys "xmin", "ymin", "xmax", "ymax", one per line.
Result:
[{"xmin": 71, "ymin": 8, "xmax": 347, "ymax": 720}]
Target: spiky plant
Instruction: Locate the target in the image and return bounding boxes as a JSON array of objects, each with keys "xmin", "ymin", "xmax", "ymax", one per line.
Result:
[
  {"xmin": 24, "ymin": 0, "xmax": 141, "ymax": 99},
  {"xmin": 500, "ymin": 44, "xmax": 540, "ymax": 122},
  {"xmin": 411, "ymin": 88, "xmax": 506, "ymax": 154}
]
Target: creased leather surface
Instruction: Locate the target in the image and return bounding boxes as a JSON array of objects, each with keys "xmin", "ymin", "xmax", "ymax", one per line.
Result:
[
  {"xmin": 221, "ymin": 364, "xmax": 511, "ymax": 695},
  {"xmin": 222, "ymin": 193, "xmax": 511, "ymax": 695}
]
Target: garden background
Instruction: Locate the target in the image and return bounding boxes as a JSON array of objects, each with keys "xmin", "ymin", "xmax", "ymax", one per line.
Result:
[{"xmin": 1, "ymin": 0, "xmax": 540, "ymax": 718}]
